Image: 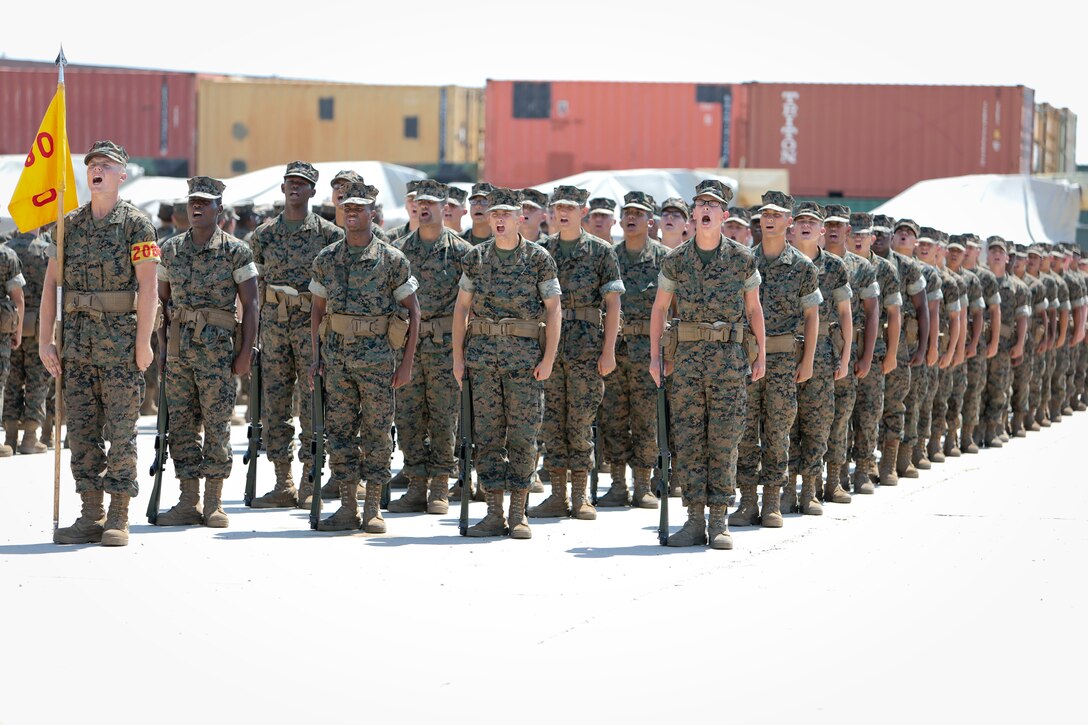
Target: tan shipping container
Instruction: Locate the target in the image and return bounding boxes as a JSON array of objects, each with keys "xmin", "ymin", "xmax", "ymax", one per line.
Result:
[{"xmin": 196, "ymin": 76, "xmax": 481, "ymax": 178}]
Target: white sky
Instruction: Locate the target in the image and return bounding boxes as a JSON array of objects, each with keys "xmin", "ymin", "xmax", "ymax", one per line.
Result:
[{"xmin": 4, "ymin": 0, "xmax": 1086, "ymax": 163}]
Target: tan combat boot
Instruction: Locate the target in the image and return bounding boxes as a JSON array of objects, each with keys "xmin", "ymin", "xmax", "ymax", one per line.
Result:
[
  {"xmin": 632, "ymin": 467, "xmax": 658, "ymax": 509},
  {"xmin": 897, "ymin": 444, "xmax": 919, "ymax": 478},
  {"xmin": 1012, "ymin": 413, "xmax": 1026, "ymax": 438},
  {"xmin": 387, "ymin": 476, "xmax": 428, "ymax": 513},
  {"xmin": 707, "ymin": 505, "xmax": 732, "ymax": 550},
  {"xmin": 467, "ymin": 488, "xmax": 506, "ymax": 537},
  {"xmin": 0, "ymin": 421, "xmax": 15, "ymax": 457},
  {"xmin": 760, "ymin": 485, "xmax": 783, "ymax": 528},
  {"xmin": 879, "ymin": 440, "xmax": 899, "ymax": 486},
  {"xmin": 427, "ymin": 477, "xmax": 449, "ymax": 515},
  {"xmin": 782, "ymin": 474, "xmax": 799, "ymax": 513},
  {"xmin": 388, "ymin": 468, "xmax": 409, "ymax": 489},
  {"xmin": 823, "ymin": 465, "xmax": 852, "ymax": 503},
  {"xmin": 667, "ymin": 503, "xmax": 707, "ymax": 547},
  {"xmin": 318, "ymin": 481, "xmax": 361, "ymax": 531},
  {"xmin": 570, "ymin": 470, "xmax": 596, "ymax": 520},
  {"xmin": 41, "ymin": 414, "xmax": 54, "ymax": 448},
  {"xmin": 596, "ymin": 463, "xmax": 630, "ymax": 507},
  {"xmin": 961, "ymin": 425, "xmax": 979, "ymax": 454},
  {"xmin": 362, "ymin": 482, "xmax": 386, "ymax": 533},
  {"xmin": 867, "ymin": 459, "xmax": 880, "ymax": 484},
  {"xmin": 18, "ymin": 423, "xmax": 48, "ymax": 455},
  {"xmin": 800, "ymin": 476, "xmax": 823, "ymax": 515},
  {"xmin": 101, "ymin": 494, "xmax": 131, "ymax": 547},
  {"xmin": 298, "ymin": 471, "xmax": 315, "ymax": 510},
  {"xmin": 986, "ymin": 422, "xmax": 1003, "ymax": 448},
  {"xmin": 528, "ymin": 469, "xmax": 571, "ymax": 518},
  {"xmin": 53, "ymin": 490, "xmax": 106, "ymax": 544},
  {"xmin": 250, "ymin": 462, "xmax": 299, "ymax": 508},
  {"xmin": 319, "ymin": 477, "xmax": 340, "ymax": 500},
  {"xmin": 913, "ymin": 443, "xmax": 931, "ymax": 470},
  {"xmin": 853, "ymin": 466, "xmax": 875, "ymax": 494},
  {"xmin": 508, "ymin": 489, "xmax": 531, "ymax": 540},
  {"xmin": 203, "ymin": 479, "xmax": 229, "ymax": 528},
  {"xmin": 530, "ymin": 470, "xmax": 545, "ymax": 494},
  {"xmin": 944, "ymin": 427, "xmax": 962, "ymax": 457},
  {"xmin": 927, "ymin": 434, "xmax": 945, "ymax": 463},
  {"xmin": 156, "ymin": 478, "xmax": 203, "ymax": 526},
  {"xmin": 728, "ymin": 485, "xmax": 761, "ymax": 527}
]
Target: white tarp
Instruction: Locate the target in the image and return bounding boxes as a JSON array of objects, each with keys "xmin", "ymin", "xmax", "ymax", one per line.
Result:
[{"xmin": 872, "ymin": 174, "xmax": 1081, "ymax": 246}]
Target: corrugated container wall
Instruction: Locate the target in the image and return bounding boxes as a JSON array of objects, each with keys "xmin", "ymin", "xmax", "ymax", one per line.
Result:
[
  {"xmin": 196, "ymin": 77, "xmax": 481, "ymax": 178},
  {"xmin": 1033, "ymin": 103, "xmax": 1077, "ymax": 174},
  {"xmin": 730, "ymin": 83, "xmax": 1034, "ymax": 198},
  {"xmin": 0, "ymin": 60, "xmax": 197, "ymax": 175},
  {"xmin": 484, "ymin": 81, "xmax": 733, "ymax": 188}
]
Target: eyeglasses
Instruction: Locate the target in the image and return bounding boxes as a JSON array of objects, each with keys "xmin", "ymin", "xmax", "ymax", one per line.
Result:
[{"xmin": 693, "ymin": 200, "xmax": 722, "ymax": 209}]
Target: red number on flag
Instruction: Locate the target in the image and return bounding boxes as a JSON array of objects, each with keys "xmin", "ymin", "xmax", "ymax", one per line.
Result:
[
  {"xmin": 37, "ymin": 133, "xmax": 55, "ymax": 159},
  {"xmin": 24, "ymin": 152, "xmax": 35, "ymax": 167},
  {"xmin": 32, "ymin": 189, "xmax": 57, "ymax": 207}
]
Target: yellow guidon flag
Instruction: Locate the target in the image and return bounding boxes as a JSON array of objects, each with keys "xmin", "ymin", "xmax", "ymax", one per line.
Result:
[{"xmin": 6, "ymin": 84, "xmax": 79, "ymax": 233}]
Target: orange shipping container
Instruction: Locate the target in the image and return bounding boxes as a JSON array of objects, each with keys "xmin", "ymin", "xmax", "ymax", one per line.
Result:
[
  {"xmin": 484, "ymin": 80, "xmax": 733, "ymax": 188},
  {"xmin": 730, "ymin": 83, "xmax": 1035, "ymax": 198}
]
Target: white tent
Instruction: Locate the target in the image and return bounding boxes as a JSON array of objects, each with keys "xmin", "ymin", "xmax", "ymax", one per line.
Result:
[
  {"xmin": 872, "ymin": 174, "xmax": 1081, "ymax": 246},
  {"xmin": 531, "ymin": 168, "xmax": 739, "ymax": 210}
]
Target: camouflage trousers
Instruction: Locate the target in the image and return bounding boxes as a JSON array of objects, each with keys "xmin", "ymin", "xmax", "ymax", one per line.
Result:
[
  {"xmin": 852, "ymin": 355, "xmax": 885, "ymax": 465},
  {"xmin": 962, "ymin": 354, "xmax": 987, "ymax": 429},
  {"xmin": 880, "ymin": 354, "xmax": 911, "ymax": 443},
  {"xmin": 929, "ymin": 365, "xmax": 954, "ymax": 440},
  {"xmin": 395, "ymin": 347, "xmax": 459, "ymax": 480},
  {"xmin": 1029, "ymin": 346, "xmax": 1047, "ymax": 413},
  {"xmin": 903, "ymin": 360, "xmax": 929, "ymax": 450},
  {"xmin": 738, "ymin": 352, "xmax": 796, "ymax": 491},
  {"xmin": 470, "ymin": 364, "xmax": 544, "ymax": 492},
  {"xmin": 3, "ymin": 339, "xmax": 50, "ymax": 425},
  {"xmin": 601, "ymin": 347, "xmax": 660, "ymax": 471},
  {"xmin": 789, "ymin": 341, "xmax": 836, "ymax": 479},
  {"xmin": 947, "ymin": 363, "xmax": 967, "ymax": 432},
  {"xmin": 919, "ymin": 365, "xmax": 939, "ymax": 445},
  {"xmin": 261, "ymin": 312, "xmax": 313, "ymax": 467},
  {"xmin": 64, "ymin": 361, "xmax": 144, "ymax": 496},
  {"xmin": 1011, "ymin": 350, "xmax": 1032, "ymax": 415},
  {"xmin": 982, "ymin": 351, "xmax": 1012, "ymax": 429},
  {"xmin": 1076, "ymin": 344, "xmax": 1088, "ymax": 400},
  {"xmin": 1061, "ymin": 345, "xmax": 1077, "ymax": 406},
  {"xmin": 668, "ymin": 355, "xmax": 747, "ymax": 506},
  {"xmin": 165, "ymin": 328, "xmax": 237, "ymax": 480},
  {"xmin": 1042, "ymin": 349, "xmax": 1055, "ymax": 414},
  {"xmin": 1050, "ymin": 347, "xmax": 1068, "ymax": 412},
  {"xmin": 542, "ymin": 357, "xmax": 604, "ymax": 472},
  {"xmin": 326, "ymin": 361, "xmax": 394, "ymax": 487},
  {"xmin": 0, "ymin": 339, "xmax": 9, "ymax": 423}
]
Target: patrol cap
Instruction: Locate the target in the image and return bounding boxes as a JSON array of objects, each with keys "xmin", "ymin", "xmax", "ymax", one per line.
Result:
[
  {"xmin": 338, "ymin": 180, "xmax": 375, "ymax": 206},
  {"xmin": 850, "ymin": 212, "xmax": 874, "ymax": 234},
  {"xmin": 986, "ymin": 235, "xmax": 1008, "ymax": 252},
  {"xmin": 488, "ymin": 187, "xmax": 521, "ymax": 212},
  {"xmin": 405, "ymin": 179, "xmax": 421, "ymax": 198},
  {"xmin": 1013, "ymin": 242, "xmax": 1029, "ymax": 258},
  {"xmin": 519, "ymin": 188, "xmax": 548, "ymax": 209},
  {"xmin": 365, "ymin": 184, "xmax": 380, "ymax": 203},
  {"xmin": 284, "ymin": 160, "xmax": 319, "ymax": 185},
  {"xmin": 871, "ymin": 214, "xmax": 895, "ymax": 234},
  {"xmin": 917, "ymin": 226, "xmax": 938, "ymax": 244},
  {"xmin": 725, "ymin": 207, "xmax": 751, "ymax": 227},
  {"xmin": 273, "ymin": 200, "xmax": 285, "ymax": 213},
  {"xmin": 1062, "ymin": 242, "xmax": 1076, "ymax": 257},
  {"xmin": 660, "ymin": 197, "xmax": 690, "ymax": 219},
  {"xmin": 233, "ymin": 200, "xmax": 255, "ymax": 217},
  {"xmin": 621, "ymin": 191, "xmax": 655, "ymax": 213},
  {"xmin": 758, "ymin": 190, "xmax": 793, "ymax": 214},
  {"xmin": 894, "ymin": 219, "xmax": 921, "ymax": 237},
  {"xmin": 158, "ymin": 200, "xmax": 174, "ymax": 215},
  {"xmin": 414, "ymin": 179, "xmax": 448, "ymax": 203},
  {"xmin": 469, "ymin": 182, "xmax": 494, "ymax": 200},
  {"xmin": 792, "ymin": 200, "xmax": 824, "ymax": 221},
  {"xmin": 84, "ymin": 140, "xmax": 128, "ymax": 167},
  {"xmin": 331, "ymin": 169, "xmax": 362, "ymax": 186},
  {"xmin": 824, "ymin": 204, "xmax": 851, "ymax": 224},
  {"xmin": 694, "ymin": 179, "xmax": 734, "ymax": 206},
  {"xmin": 550, "ymin": 185, "xmax": 590, "ymax": 207},
  {"xmin": 172, "ymin": 198, "xmax": 189, "ymax": 213},
  {"xmin": 186, "ymin": 176, "xmax": 225, "ymax": 200},
  {"xmin": 1048, "ymin": 244, "xmax": 1064, "ymax": 258},
  {"xmin": 1027, "ymin": 242, "xmax": 1047, "ymax": 257},
  {"xmin": 947, "ymin": 234, "xmax": 967, "ymax": 251},
  {"xmin": 748, "ymin": 205, "xmax": 763, "ymax": 221},
  {"xmin": 447, "ymin": 186, "xmax": 468, "ymax": 205},
  {"xmin": 588, "ymin": 197, "xmax": 617, "ymax": 215},
  {"xmin": 962, "ymin": 233, "xmax": 982, "ymax": 248}
]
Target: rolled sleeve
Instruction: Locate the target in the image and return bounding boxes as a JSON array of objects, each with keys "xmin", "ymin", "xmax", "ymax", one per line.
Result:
[
  {"xmin": 860, "ymin": 281, "xmax": 880, "ymax": 300},
  {"xmin": 928, "ymin": 288, "xmax": 944, "ymax": 302},
  {"xmin": 1033, "ymin": 301, "xmax": 1048, "ymax": 314},
  {"xmin": 906, "ymin": 278, "xmax": 926, "ymax": 296},
  {"xmin": 742, "ymin": 270, "xmax": 762, "ymax": 292},
  {"xmin": 6, "ymin": 273, "xmax": 26, "ymax": 292},
  {"xmin": 959, "ymin": 294, "xmax": 969, "ymax": 309},
  {"xmin": 832, "ymin": 284, "xmax": 852, "ymax": 303},
  {"xmin": 800, "ymin": 289, "xmax": 824, "ymax": 310},
  {"xmin": 46, "ymin": 242, "xmax": 58, "ymax": 260},
  {"xmin": 233, "ymin": 262, "xmax": 259, "ymax": 284},
  {"xmin": 658, "ymin": 272, "xmax": 678, "ymax": 294},
  {"xmin": 539, "ymin": 278, "xmax": 561, "ymax": 299},
  {"xmin": 883, "ymin": 292, "xmax": 903, "ymax": 309},
  {"xmin": 947, "ymin": 298, "xmax": 962, "ymax": 313},
  {"xmin": 393, "ymin": 275, "xmax": 419, "ymax": 303},
  {"xmin": 601, "ymin": 279, "xmax": 626, "ymax": 296},
  {"xmin": 1061, "ymin": 300, "xmax": 1071, "ymax": 311},
  {"xmin": 987, "ymin": 293, "xmax": 1001, "ymax": 306},
  {"xmin": 308, "ymin": 278, "xmax": 328, "ymax": 299},
  {"xmin": 458, "ymin": 272, "xmax": 475, "ymax": 293},
  {"xmin": 971, "ymin": 298, "xmax": 985, "ymax": 311},
  {"xmin": 1016, "ymin": 305, "xmax": 1031, "ymax": 318}
]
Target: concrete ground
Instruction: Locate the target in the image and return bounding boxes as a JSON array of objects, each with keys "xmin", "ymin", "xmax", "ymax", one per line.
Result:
[{"xmin": 1, "ymin": 410, "xmax": 1085, "ymax": 724}]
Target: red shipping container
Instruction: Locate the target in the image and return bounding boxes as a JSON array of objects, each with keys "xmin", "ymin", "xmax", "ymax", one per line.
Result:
[
  {"xmin": 730, "ymin": 83, "xmax": 1035, "ymax": 198},
  {"xmin": 484, "ymin": 80, "xmax": 734, "ymax": 188},
  {"xmin": 0, "ymin": 59, "xmax": 197, "ymax": 175}
]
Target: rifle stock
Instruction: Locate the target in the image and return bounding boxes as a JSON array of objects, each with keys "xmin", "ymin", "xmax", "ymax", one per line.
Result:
[
  {"xmin": 656, "ymin": 351, "xmax": 670, "ymax": 546},
  {"xmin": 243, "ymin": 347, "xmax": 262, "ymax": 506},
  {"xmin": 309, "ymin": 372, "xmax": 325, "ymax": 529},
  {"xmin": 146, "ymin": 359, "xmax": 169, "ymax": 524},
  {"xmin": 457, "ymin": 377, "xmax": 473, "ymax": 536}
]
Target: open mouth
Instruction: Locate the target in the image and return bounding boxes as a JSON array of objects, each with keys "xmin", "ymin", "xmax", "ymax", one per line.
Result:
[
  {"xmin": 91, "ymin": 175, "xmax": 103, "ymax": 186},
  {"xmin": 495, "ymin": 222, "xmax": 506, "ymax": 234},
  {"xmin": 700, "ymin": 214, "xmax": 712, "ymax": 225}
]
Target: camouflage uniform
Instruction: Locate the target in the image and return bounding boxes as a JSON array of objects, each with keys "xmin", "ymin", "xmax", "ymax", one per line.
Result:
[
  {"xmin": 905, "ymin": 260, "xmax": 942, "ymax": 463},
  {"xmin": 1061, "ymin": 260, "xmax": 1085, "ymax": 411},
  {"xmin": 0, "ymin": 243, "xmax": 25, "ymax": 446},
  {"xmin": 159, "ymin": 226, "xmax": 256, "ymax": 482},
  {"xmin": 736, "ymin": 239, "xmax": 821, "ymax": 524},
  {"xmin": 928, "ymin": 263, "xmax": 965, "ymax": 455},
  {"xmin": 50, "ymin": 200, "xmax": 158, "ymax": 496},
  {"xmin": 881, "ymin": 249, "xmax": 925, "ymax": 451},
  {"xmin": 947, "ymin": 264, "xmax": 981, "ymax": 449},
  {"xmin": 2, "ymin": 231, "xmax": 50, "ymax": 431},
  {"xmin": 250, "ymin": 171, "xmax": 345, "ymax": 480},
  {"xmin": 983, "ymin": 254, "xmax": 1030, "ymax": 440},
  {"xmin": 963, "ymin": 260, "xmax": 1001, "ymax": 442},
  {"xmin": 459, "ymin": 237, "xmax": 559, "ymax": 492},
  {"xmin": 1045, "ymin": 264, "xmax": 1069, "ymax": 419}
]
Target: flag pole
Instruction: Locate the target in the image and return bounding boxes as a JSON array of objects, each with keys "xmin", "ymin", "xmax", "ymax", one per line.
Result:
[{"xmin": 52, "ymin": 46, "xmax": 68, "ymax": 532}]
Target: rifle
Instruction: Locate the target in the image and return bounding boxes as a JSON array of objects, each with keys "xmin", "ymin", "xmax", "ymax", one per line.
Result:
[
  {"xmin": 309, "ymin": 372, "xmax": 325, "ymax": 529},
  {"xmin": 146, "ymin": 357, "xmax": 169, "ymax": 524},
  {"xmin": 457, "ymin": 376, "xmax": 474, "ymax": 536},
  {"xmin": 590, "ymin": 420, "xmax": 600, "ymax": 505},
  {"xmin": 655, "ymin": 351, "xmax": 670, "ymax": 546},
  {"xmin": 243, "ymin": 345, "xmax": 262, "ymax": 506}
]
